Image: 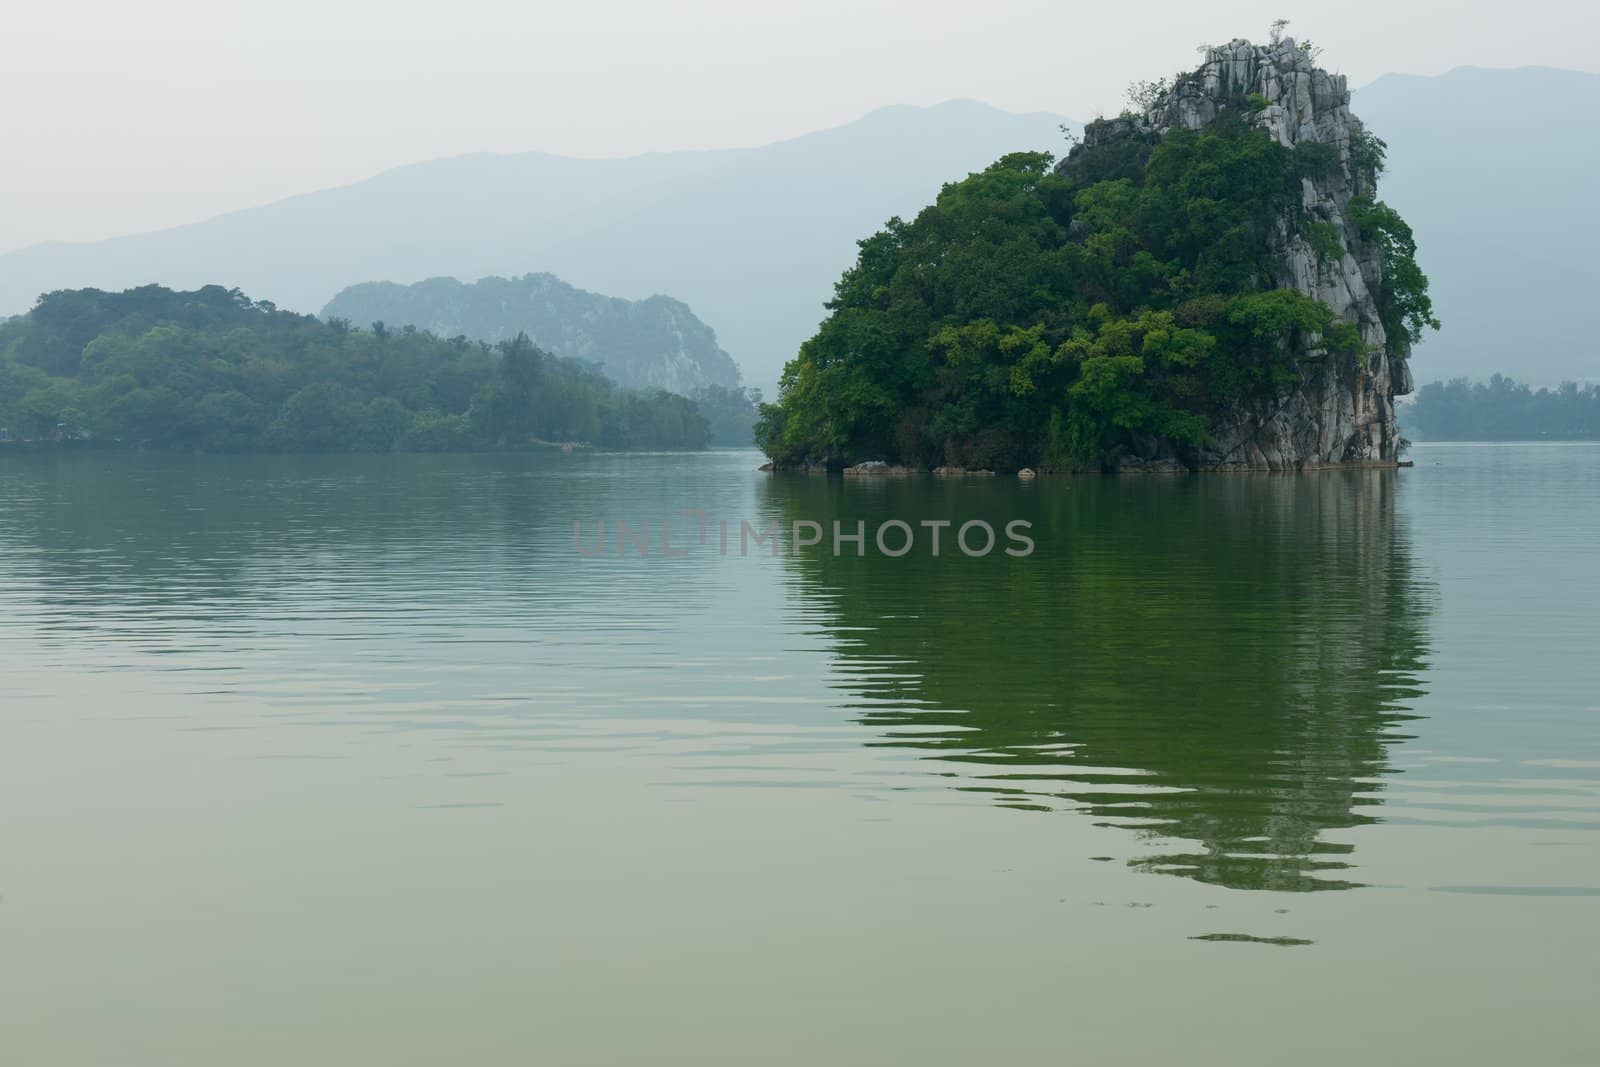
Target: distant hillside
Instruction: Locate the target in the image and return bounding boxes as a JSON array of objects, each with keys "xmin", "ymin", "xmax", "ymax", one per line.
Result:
[
  {"xmin": 0, "ymin": 101, "xmax": 1072, "ymax": 391},
  {"xmin": 1354, "ymin": 66, "xmax": 1600, "ymax": 386},
  {"xmin": 324, "ymin": 273, "xmax": 740, "ymax": 393}
]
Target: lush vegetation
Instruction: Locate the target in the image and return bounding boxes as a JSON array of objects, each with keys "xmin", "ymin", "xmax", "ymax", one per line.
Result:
[
  {"xmin": 0, "ymin": 286, "xmax": 710, "ymax": 452},
  {"xmin": 755, "ymin": 108, "xmax": 1433, "ymax": 471},
  {"xmin": 1404, "ymin": 376, "xmax": 1600, "ymax": 440}
]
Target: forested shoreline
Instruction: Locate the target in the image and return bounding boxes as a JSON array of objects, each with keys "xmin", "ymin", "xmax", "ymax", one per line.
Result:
[{"xmin": 0, "ymin": 285, "xmax": 720, "ymax": 452}]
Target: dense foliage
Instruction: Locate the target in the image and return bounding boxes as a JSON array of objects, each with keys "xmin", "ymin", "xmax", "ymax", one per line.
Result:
[
  {"xmin": 1404, "ymin": 376, "xmax": 1600, "ymax": 440},
  {"xmin": 0, "ymin": 286, "xmax": 710, "ymax": 451},
  {"xmin": 755, "ymin": 110, "xmax": 1432, "ymax": 471}
]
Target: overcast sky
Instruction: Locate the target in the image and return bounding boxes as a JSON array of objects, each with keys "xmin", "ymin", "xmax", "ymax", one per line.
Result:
[{"xmin": 2, "ymin": 0, "xmax": 1595, "ymax": 254}]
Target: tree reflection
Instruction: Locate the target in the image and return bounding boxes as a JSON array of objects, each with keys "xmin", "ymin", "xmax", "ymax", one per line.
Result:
[{"xmin": 761, "ymin": 470, "xmax": 1433, "ymax": 891}]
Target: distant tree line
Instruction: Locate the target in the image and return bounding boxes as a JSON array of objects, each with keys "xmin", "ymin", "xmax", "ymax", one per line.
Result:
[
  {"xmin": 1404, "ymin": 376, "xmax": 1600, "ymax": 440},
  {"xmin": 0, "ymin": 285, "xmax": 712, "ymax": 452}
]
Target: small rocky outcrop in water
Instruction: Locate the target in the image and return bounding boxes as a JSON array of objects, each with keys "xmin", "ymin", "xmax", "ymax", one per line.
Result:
[{"xmin": 1074, "ymin": 39, "xmax": 1411, "ymax": 470}]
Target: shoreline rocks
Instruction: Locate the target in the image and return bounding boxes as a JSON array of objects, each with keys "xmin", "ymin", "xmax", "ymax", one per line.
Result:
[{"xmin": 843, "ymin": 460, "xmax": 918, "ymax": 476}]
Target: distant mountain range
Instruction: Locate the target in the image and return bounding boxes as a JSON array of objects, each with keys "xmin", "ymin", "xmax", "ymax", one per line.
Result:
[
  {"xmin": 0, "ymin": 101, "xmax": 1070, "ymax": 392},
  {"xmin": 0, "ymin": 70, "xmax": 1595, "ymax": 391},
  {"xmin": 323, "ymin": 273, "xmax": 741, "ymax": 393}
]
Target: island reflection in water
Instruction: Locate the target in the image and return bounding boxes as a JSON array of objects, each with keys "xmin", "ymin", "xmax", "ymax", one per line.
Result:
[
  {"xmin": 759, "ymin": 468, "xmax": 1434, "ymax": 891},
  {"xmin": 0, "ymin": 454, "xmax": 1433, "ymax": 894}
]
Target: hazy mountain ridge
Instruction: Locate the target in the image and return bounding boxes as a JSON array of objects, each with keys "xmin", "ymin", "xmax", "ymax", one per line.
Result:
[
  {"xmin": 323, "ymin": 273, "xmax": 742, "ymax": 393},
  {"xmin": 0, "ymin": 72, "xmax": 1595, "ymax": 390},
  {"xmin": 0, "ymin": 101, "xmax": 1073, "ymax": 390}
]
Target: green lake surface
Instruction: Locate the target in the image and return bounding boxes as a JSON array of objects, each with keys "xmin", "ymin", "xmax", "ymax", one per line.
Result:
[{"xmin": 1, "ymin": 443, "xmax": 1597, "ymax": 1064}]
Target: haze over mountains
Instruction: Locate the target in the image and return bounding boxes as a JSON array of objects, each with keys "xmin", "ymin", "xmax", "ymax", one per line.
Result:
[
  {"xmin": 1, "ymin": 68, "xmax": 1595, "ymax": 391},
  {"xmin": 323, "ymin": 274, "xmax": 742, "ymax": 393},
  {"xmin": 0, "ymin": 101, "xmax": 1068, "ymax": 393},
  {"xmin": 1352, "ymin": 65, "xmax": 1600, "ymax": 386}
]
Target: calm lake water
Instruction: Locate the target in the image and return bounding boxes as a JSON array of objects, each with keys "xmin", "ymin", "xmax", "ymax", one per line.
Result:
[{"xmin": 1, "ymin": 443, "xmax": 1597, "ymax": 1065}]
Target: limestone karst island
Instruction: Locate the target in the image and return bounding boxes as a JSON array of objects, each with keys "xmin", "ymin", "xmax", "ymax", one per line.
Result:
[{"xmin": 755, "ymin": 37, "xmax": 1436, "ymax": 473}]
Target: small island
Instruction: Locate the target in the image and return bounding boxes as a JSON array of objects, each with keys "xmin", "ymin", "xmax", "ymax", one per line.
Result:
[{"xmin": 756, "ymin": 37, "xmax": 1436, "ymax": 473}]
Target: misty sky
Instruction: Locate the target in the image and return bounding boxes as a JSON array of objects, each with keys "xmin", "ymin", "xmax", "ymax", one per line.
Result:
[{"xmin": 3, "ymin": 0, "xmax": 1595, "ymax": 254}]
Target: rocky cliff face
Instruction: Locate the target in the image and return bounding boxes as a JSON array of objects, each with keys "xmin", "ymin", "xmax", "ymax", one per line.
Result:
[
  {"xmin": 1070, "ymin": 38, "xmax": 1412, "ymax": 471},
  {"xmin": 322, "ymin": 273, "xmax": 743, "ymax": 393}
]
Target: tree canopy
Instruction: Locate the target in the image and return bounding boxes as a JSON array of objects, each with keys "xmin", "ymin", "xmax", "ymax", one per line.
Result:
[{"xmin": 0, "ymin": 285, "xmax": 710, "ymax": 452}]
